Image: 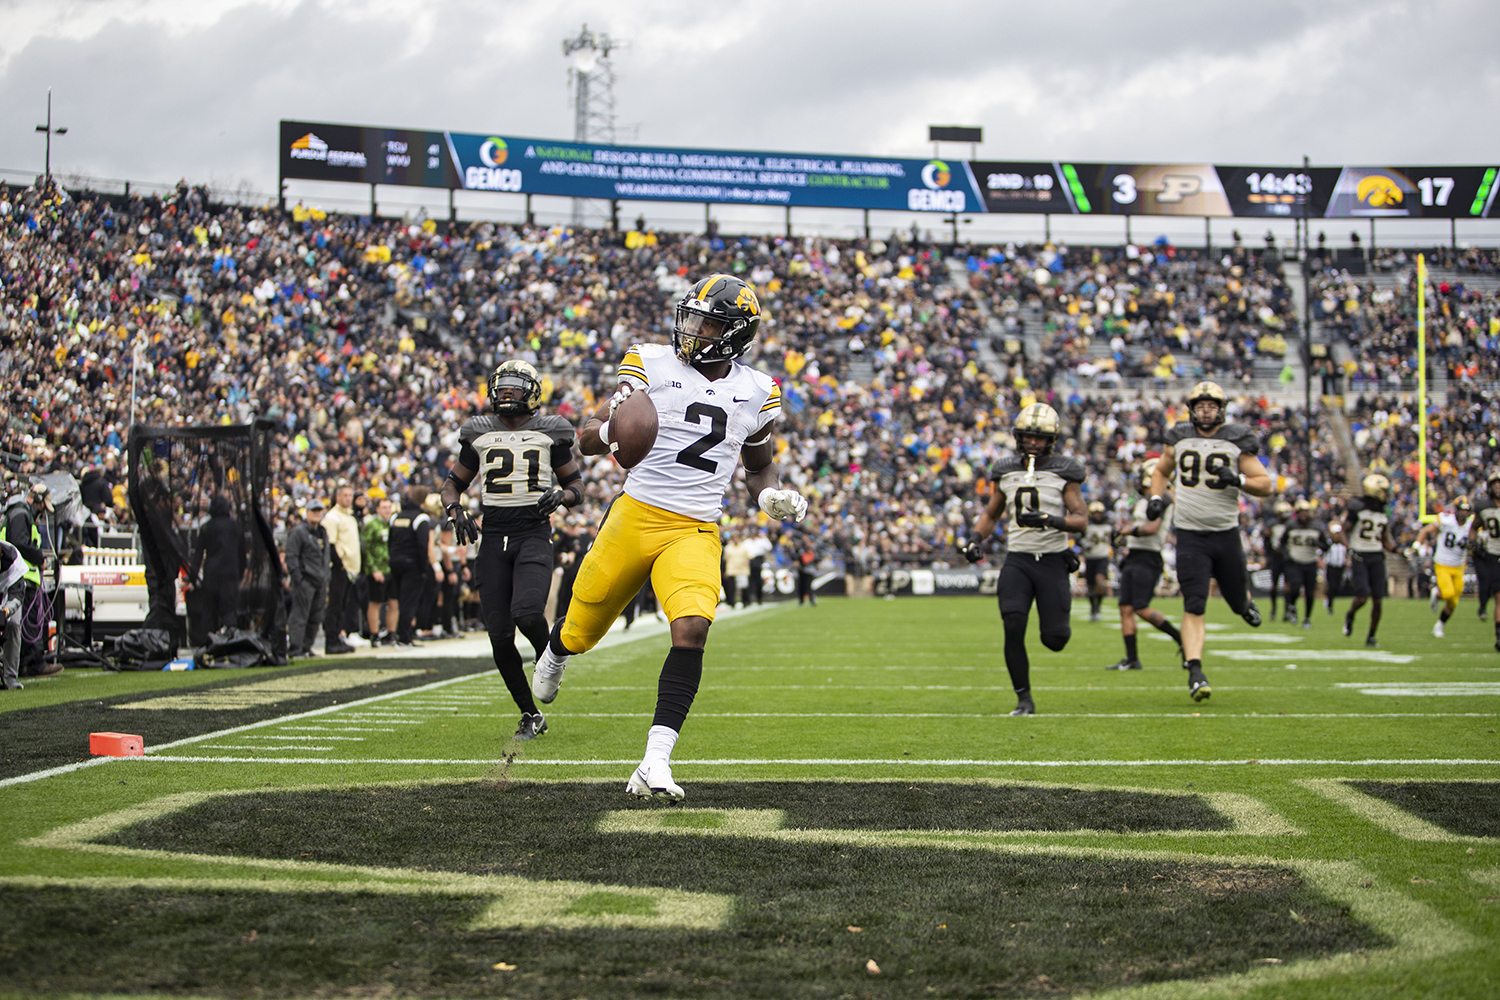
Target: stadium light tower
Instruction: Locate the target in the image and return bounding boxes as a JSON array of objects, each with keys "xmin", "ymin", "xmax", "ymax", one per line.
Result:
[
  {"xmin": 34, "ymin": 88, "xmax": 68, "ymax": 183},
  {"xmin": 563, "ymin": 24, "xmax": 620, "ymax": 227}
]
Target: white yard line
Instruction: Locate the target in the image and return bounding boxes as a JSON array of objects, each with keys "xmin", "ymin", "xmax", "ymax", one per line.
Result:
[{"xmin": 131, "ymin": 755, "xmax": 1500, "ymax": 767}]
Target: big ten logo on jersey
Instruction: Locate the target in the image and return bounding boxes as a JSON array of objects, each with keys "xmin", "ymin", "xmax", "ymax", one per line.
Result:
[
  {"xmin": 1176, "ymin": 447, "xmax": 1235, "ymax": 488},
  {"xmin": 663, "ymin": 381, "xmax": 683, "ymax": 389}
]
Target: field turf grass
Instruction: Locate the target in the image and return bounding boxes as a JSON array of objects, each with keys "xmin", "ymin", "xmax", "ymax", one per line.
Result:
[{"xmin": 0, "ymin": 594, "xmax": 1497, "ymax": 998}]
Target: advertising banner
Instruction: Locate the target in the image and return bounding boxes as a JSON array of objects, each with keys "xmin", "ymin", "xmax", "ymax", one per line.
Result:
[
  {"xmin": 444, "ymin": 132, "xmax": 985, "ymax": 213},
  {"xmin": 279, "ymin": 123, "xmax": 1500, "ymax": 220}
]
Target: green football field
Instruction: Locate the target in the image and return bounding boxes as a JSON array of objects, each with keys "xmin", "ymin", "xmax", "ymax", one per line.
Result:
[{"xmin": 1, "ymin": 594, "xmax": 1497, "ymax": 999}]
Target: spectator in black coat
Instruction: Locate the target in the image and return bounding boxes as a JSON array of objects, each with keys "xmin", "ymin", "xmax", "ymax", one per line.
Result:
[{"xmin": 188, "ymin": 494, "xmax": 244, "ymax": 640}]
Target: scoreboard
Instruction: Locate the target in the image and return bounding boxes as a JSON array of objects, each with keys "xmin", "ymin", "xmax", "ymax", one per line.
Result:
[{"xmin": 280, "ymin": 121, "xmax": 1500, "ymax": 219}]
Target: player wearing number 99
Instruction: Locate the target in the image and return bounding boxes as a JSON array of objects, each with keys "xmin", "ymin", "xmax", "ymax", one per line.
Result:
[
  {"xmin": 441, "ymin": 360, "xmax": 584, "ymax": 742},
  {"xmin": 532, "ymin": 273, "xmax": 805, "ymax": 802},
  {"xmin": 961, "ymin": 403, "xmax": 1086, "ymax": 716},
  {"xmin": 1148, "ymin": 381, "xmax": 1273, "ymax": 702}
]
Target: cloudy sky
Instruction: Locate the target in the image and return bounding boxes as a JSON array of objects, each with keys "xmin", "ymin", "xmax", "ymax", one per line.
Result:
[{"xmin": 2, "ymin": 0, "xmax": 1496, "ymax": 237}]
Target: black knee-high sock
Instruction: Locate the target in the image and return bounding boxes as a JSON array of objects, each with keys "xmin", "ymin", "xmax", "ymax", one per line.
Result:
[
  {"xmin": 1440, "ymin": 606, "xmax": 1454, "ymax": 623},
  {"xmin": 491, "ymin": 635, "xmax": 538, "ymax": 715},
  {"xmin": 1123, "ymin": 633, "xmax": 1138, "ymax": 661},
  {"xmin": 1089, "ymin": 594, "xmax": 1102, "ymax": 614},
  {"xmin": 1002, "ymin": 613, "xmax": 1030, "ymax": 694},
  {"xmin": 547, "ymin": 618, "xmax": 577, "ymax": 657},
  {"xmin": 1305, "ymin": 594, "xmax": 1314, "ymax": 619},
  {"xmin": 652, "ymin": 646, "xmax": 703, "ymax": 732},
  {"xmin": 513, "ymin": 613, "xmax": 550, "ymax": 662},
  {"xmin": 1369, "ymin": 602, "xmax": 1382, "ymax": 635},
  {"xmin": 1494, "ymin": 621, "xmax": 1500, "ymax": 642},
  {"xmin": 1151, "ymin": 617, "xmax": 1182, "ymax": 642}
]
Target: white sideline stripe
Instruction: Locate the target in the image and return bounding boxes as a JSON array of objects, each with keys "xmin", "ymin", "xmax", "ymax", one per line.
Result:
[
  {"xmin": 0, "ymin": 604, "xmax": 755, "ymax": 789},
  {"xmin": 134, "ymin": 756, "xmax": 1500, "ymax": 767},
  {"xmin": 0, "ymin": 672, "xmax": 489, "ymax": 789},
  {"xmin": 545, "ymin": 712, "xmax": 1500, "ymax": 720}
]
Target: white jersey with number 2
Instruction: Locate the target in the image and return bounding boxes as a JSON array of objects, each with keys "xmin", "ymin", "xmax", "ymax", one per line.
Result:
[
  {"xmin": 1434, "ymin": 511, "xmax": 1469, "ymax": 568},
  {"xmin": 616, "ymin": 343, "xmax": 781, "ymax": 522}
]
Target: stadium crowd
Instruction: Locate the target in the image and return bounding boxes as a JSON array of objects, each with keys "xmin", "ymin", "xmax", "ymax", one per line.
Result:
[{"xmin": 3, "ymin": 173, "xmax": 1459, "ymax": 625}]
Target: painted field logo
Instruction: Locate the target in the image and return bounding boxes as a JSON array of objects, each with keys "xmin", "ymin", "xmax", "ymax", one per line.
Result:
[{"xmin": 909, "ymin": 160, "xmax": 965, "ymax": 211}]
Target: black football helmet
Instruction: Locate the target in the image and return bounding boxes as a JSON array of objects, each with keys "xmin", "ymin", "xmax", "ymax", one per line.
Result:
[
  {"xmin": 673, "ymin": 273, "xmax": 761, "ymax": 366},
  {"xmin": 489, "ymin": 360, "xmax": 543, "ymax": 416},
  {"xmin": 1186, "ymin": 380, "xmax": 1228, "ymax": 433}
]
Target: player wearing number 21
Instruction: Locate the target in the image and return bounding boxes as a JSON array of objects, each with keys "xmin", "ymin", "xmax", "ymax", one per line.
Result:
[
  {"xmin": 1147, "ymin": 382, "xmax": 1274, "ymax": 702},
  {"xmin": 532, "ymin": 273, "xmax": 807, "ymax": 801},
  {"xmin": 442, "ymin": 360, "xmax": 585, "ymax": 741}
]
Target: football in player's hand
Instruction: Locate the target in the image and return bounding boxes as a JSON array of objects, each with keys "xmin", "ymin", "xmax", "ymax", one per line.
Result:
[{"xmin": 608, "ymin": 390, "xmax": 657, "ymax": 469}]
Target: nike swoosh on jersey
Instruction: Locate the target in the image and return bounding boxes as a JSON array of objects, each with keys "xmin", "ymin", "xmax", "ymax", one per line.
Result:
[{"xmin": 733, "ymin": 396, "xmax": 749, "ymax": 402}]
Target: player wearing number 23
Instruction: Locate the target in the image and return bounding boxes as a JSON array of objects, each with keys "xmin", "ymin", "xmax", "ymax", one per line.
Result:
[
  {"xmin": 532, "ymin": 273, "xmax": 806, "ymax": 802},
  {"xmin": 1148, "ymin": 381, "xmax": 1274, "ymax": 703},
  {"xmin": 442, "ymin": 360, "xmax": 584, "ymax": 741}
]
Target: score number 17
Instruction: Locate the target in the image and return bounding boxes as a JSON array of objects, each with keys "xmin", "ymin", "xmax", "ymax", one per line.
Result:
[{"xmin": 1417, "ymin": 177, "xmax": 1455, "ymax": 207}]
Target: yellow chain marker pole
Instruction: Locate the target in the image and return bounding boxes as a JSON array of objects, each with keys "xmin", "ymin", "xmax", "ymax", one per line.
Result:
[{"xmin": 1417, "ymin": 253, "xmax": 1435, "ymax": 523}]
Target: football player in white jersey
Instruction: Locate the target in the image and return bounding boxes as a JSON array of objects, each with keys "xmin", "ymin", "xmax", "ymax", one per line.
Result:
[
  {"xmin": 1147, "ymin": 382, "xmax": 1273, "ymax": 701},
  {"xmin": 1081, "ymin": 501, "xmax": 1113, "ymax": 622},
  {"xmin": 1105, "ymin": 460, "xmax": 1184, "ymax": 671},
  {"xmin": 961, "ymin": 403, "xmax": 1086, "ymax": 716},
  {"xmin": 1342, "ymin": 473, "xmax": 1397, "ymax": 647},
  {"xmin": 531, "ymin": 273, "xmax": 807, "ymax": 800},
  {"xmin": 1471, "ymin": 471, "xmax": 1500, "ymax": 650},
  {"xmin": 440, "ymin": 360, "xmax": 583, "ymax": 741},
  {"xmin": 1416, "ymin": 496, "xmax": 1473, "ymax": 638}
]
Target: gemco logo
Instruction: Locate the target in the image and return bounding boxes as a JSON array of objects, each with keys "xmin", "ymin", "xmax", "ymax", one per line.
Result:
[
  {"xmin": 909, "ymin": 159, "xmax": 965, "ymax": 211},
  {"xmin": 479, "ymin": 137, "xmax": 508, "ymax": 168},
  {"xmin": 921, "ymin": 159, "xmax": 952, "ymax": 189},
  {"xmin": 1356, "ymin": 175, "xmax": 1404, "ymax": 209},
  {"xmin": 465, "ymin": 166, "xmax": 523, "ymax": 192}
]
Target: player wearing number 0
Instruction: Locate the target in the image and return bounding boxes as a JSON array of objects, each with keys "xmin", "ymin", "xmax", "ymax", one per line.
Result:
[
  {"xmin": 441, "ymin": 361, "xmax": 584, "ymax": 741},
  {"xmin": 1416, "ymin": 496, "xmax": 1473, "ymax": 638},
  {"xmin": 1105, "ymin": 460, "xmax": 1184, "ymax": 671},
  {"xmin": 532, "ymin": 273, "xmax": 807, "ymax": 801},
  {"xmin": 1342, "ymin": 474, "xmax": 1397, "ymax": 648},
  {"xmin": 1147, "ymin": 381, "xmax": 1273, "ymax": 702},
  {"xmin": 961, "ymin": 403, "xmax": 1086, "ymax": 717},
  {"xmin": 1472, "ymin": 472, "xmax": 1500, "ymax": 651}
]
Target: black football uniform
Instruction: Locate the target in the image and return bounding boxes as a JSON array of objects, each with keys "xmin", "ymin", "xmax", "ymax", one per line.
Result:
[
  {"xmin": 458, "ymin": 413, "xmax": 576, "ymax": 638},
  {"xmin": 1166, "ymin": 421, "xmax": 1259, "ymax": 616},
  {"xmin": 1473, "ymin": 497, "xmax": 1500, "ymax": 609},
  {"xmin": 1282, "ymin": 519, "xmax": 1329, "ymax": 603},
  {"xmin": 993, "ymin": 453, "xmax": 1086, "ymax": 656},
  {"xmin": 1119, "ymin": 498, "xmax": 1170, "ymax": 610},
  {"xmin": 1346, "ymin": 496, "xmax": 1391, "ymax": 599},
  {"xmin": 1265, "ymin": 519, "xmax": 1289, "ymax": 606}
]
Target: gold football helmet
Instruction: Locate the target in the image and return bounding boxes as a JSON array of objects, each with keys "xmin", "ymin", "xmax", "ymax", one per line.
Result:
[
  {"xmin": 489, "ymin": 359, "xmax": 544, "ymax": 416},
  {"xmin": 1014, "ymin": 403, "xmax": 1060, "ymax": 457},
  {"xmin": 1186, "ymin": 380, "xmax": 1228, "ymax": 432},
  {"xmin": 1362, "ymin": 473, "xmax": 1391, "ymax": 502}
]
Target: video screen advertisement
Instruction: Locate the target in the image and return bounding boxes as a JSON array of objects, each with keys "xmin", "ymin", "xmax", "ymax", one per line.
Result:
[{"xmin": 280, "ymin": 124, "xmax": 1499, "ymax": 219}]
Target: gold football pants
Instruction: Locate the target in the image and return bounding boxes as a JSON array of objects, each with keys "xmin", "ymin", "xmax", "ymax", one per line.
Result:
[{"xmin": 559, "ymin": 492, "xmax": 721, "ymax": 653}]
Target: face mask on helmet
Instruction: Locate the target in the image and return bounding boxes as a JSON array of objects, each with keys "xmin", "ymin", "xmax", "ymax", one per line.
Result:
[
  {"xmin": 1017, "ymin": 433, "xmax": 1053, "ymax": 457},
  {"xmin": 672, "ymin": 279, "xmax": 760, "ymax": 366},
  {"xmin": 489, "ymin": 366, "xmax": 541, "ymax": 416},
  {"xmin": 1190, "ymin": 399, "xmax": 1225, "ymax": 432}
]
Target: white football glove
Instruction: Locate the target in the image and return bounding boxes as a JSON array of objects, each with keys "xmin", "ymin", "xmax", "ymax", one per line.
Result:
[
  {"xmin": 759, "ymin": 487, "xmax": 808, "ymax": 522},
  {"xmin": 606, "ymin": 382, "xmax": 634, "ymax": 418}
]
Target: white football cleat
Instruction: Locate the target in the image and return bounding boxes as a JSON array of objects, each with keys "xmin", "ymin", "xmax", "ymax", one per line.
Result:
[
  {"xmin": 1432, "ymin": 619, "xmax": 1445, "ymax": 638},
  {"xmin": 626, "ymin": 761, "xmax": 685, "ymax": 801},
  {"xmin": 531, "ymin": 645, "xmax": 568, "ymax": 704}
]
